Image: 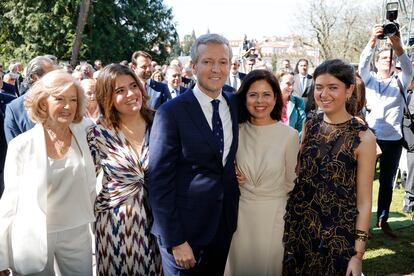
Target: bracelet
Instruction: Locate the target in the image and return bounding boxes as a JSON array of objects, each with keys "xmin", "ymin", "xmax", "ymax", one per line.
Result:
[{"xmin": 355, "ymin": 229, "xmax": 368, "ymax": 242}]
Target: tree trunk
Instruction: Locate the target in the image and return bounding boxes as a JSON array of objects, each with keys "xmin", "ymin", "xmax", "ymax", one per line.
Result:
[{"xmin": 70, "ymin": 0, "xmax": 91, "ymax": 68}]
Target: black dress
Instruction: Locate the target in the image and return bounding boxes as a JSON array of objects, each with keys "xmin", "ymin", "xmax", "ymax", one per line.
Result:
[{"xmin": 283, "ymin": 112, "xmax": 368, "ymax": 275}]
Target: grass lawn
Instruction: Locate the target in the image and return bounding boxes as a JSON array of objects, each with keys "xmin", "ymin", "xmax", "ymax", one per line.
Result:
[{"xmin": 363, "ymin": 179, "xmax": 414, "ymax": 276}]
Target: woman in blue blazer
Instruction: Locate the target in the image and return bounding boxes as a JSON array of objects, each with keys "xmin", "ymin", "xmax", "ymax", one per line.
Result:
[{"xmin": 277, "ymin": 71, "xmax": 306, "ymax": 139}]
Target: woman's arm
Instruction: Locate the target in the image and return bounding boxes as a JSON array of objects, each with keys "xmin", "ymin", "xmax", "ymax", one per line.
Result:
[
  {"xmin": 285, "ymin": 129, "xmax": 300, "ymax": 193},
  {"xmin": 0, "ymin": 140, "xmax": 23, "ymax": 270},
  {"xmin": 346, "ymin": 128, "xmax": 377, "ymax": 276}
]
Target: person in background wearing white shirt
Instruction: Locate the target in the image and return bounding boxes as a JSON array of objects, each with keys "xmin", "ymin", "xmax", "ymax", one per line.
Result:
[{"xmin": 358, "ymin": 24, "xmax": 413, "ymax": 238}]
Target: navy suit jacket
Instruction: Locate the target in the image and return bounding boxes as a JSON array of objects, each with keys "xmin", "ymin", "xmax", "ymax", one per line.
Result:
[
  {"xmin": 4, "ymin": 95, "xmax": 35, "ymax": 143},
  {"xmin": 148, "ymin": 89, "xmax": 240, "ymax": 249},
  {"xmin": 147, "ymin": 79, "xmax": 171, "ymax": 110},
  {"xmin": 0, "ymin": 92, "xmax": 16, "ymax": 115},
  {"xmin": 1, "ymin": 83, "xmax": 18, "ymax": 97},
  {"xmin": 0, "ymin": 93, "xmax": 17, "ymax": 196},
  {"xmin": 0, "ymin": 111, "xmax": 6, "ymax": 197}
]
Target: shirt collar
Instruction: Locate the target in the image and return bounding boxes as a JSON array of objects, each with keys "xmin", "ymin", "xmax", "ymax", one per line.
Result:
[
  {"xmin": 168, "ymin": 85, "xmax": 176, "ymax": 92},
  {"xmin": 193, "ymin": 84, "xmax": 225, "ymax": 106}
]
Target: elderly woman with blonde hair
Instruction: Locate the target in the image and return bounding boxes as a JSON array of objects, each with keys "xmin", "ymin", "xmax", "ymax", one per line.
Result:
[
  {"xmin": 81, "ymin": 78, "xmax": 100, "ymax": 123},
  {"xmin": 0, "ymin": 70, "xmax": 96, "ymax": 276}
]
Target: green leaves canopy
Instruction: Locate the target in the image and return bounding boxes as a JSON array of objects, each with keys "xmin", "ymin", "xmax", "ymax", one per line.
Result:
[{"xmin": 0, "ymin": 0, "xmax": 178, "ymax": 65}]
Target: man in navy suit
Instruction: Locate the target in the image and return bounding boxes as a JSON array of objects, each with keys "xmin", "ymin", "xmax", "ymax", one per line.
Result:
[
  {"xmin": 4, "ymin": 56, "xmax": 56, "ymax": 143},
  {"xmin": 149, "ymin": 33, "xmax": 239, "ymax": 276},
  {"xmin": 226, "ymin": 57, "xmax": 246, "ymax": 91},
  {"xmin": 132, "ymin": 50, "xmax": 170, "ymax": 110},
  {"xmin": 165, "ymin": 65, "xmax": 187, "ymax": 100}
]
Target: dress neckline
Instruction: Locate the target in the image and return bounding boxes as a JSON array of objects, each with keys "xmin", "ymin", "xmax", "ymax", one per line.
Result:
[{"xmin": 322, "ymin": 117, "xmax": 353, "ymax": 127}]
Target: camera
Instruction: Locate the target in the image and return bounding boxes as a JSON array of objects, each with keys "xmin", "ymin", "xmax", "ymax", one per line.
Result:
[{"xmin": 379, "ymin": 1, "xmax": 399, "ymax": 39}]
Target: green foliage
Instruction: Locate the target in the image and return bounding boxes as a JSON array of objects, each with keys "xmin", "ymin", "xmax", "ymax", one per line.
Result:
[
  {"xmin": 0, "ymin": 0, "xmax": 178, "ymax": 65},
  {"xmin": 0, "ymin": 1, "xmax": 78, "ymax": 64},
  {"xmin": 181, "ymin": 30, "xmax": 197, "ymax": 56}
]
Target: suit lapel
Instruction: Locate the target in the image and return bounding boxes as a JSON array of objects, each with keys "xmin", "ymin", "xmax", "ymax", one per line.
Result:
[
  {"xmin": 165, "ymin": 89, "xmax": 173, "ymax": 100},
  {"xmin": 287, "ymin": 97, "xmax": 294, "ymax": 117},
  {"xmin": 182, "ymin": 91, "xmax": 222, "ymax": 160}
]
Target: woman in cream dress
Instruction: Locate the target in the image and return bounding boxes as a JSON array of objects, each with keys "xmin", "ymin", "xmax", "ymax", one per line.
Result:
[{"xmin": 225, "ymin": 70, "xmax": 299, "ymax": 276}]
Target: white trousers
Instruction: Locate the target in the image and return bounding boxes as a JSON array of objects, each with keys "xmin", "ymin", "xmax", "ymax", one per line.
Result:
[{"xmin": 20, "ymin": 224, "xmax": 92, "ymax": 276}]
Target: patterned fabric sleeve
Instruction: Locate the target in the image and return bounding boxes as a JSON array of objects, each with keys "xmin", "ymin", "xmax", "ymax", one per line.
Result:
[{"xmin": 86, "ymin": 125, "xmax": 102, "ymax": 175}]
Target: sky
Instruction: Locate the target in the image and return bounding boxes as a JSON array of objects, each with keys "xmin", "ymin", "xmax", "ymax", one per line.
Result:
[
  {"xmin": 163, "ymin": 0, "xmax": 303, "ymax": 40},
  {"xmin": 163, "ymin": 0, "xmax": 383, "ymax": 41}
]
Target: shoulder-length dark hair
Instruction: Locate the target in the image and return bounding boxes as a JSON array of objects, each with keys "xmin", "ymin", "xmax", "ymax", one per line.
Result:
[
  {"xmin": 96, "ymin": 63, "xmax": 153, "ymax": 130},
  {"xmin": 236, "ymin": 69, "xmax": 283, "ymax": 123}
]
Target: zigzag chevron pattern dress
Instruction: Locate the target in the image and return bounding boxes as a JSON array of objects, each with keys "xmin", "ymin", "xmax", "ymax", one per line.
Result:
[
  {"xmin": 283, "ymin": 113, "xmax": 367, "ymax": 275},
  {"xmin": 87, "ymin": 123, "xmax": 162, "ymax": 276}
]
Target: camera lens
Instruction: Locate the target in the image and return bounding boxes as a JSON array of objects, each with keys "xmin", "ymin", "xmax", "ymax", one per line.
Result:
[{"xmin": 383, "ymin": 22, "xmax": 398, "ymax": 37}]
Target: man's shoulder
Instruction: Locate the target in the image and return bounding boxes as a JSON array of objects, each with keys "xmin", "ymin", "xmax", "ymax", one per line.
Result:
[
  {"xmin": 2, "ymin": 82, "xmax": 16, "ymax": 95},
  {"xmin": 238, "ymin": 72, "xmax": 247, "ymax": 80},
  {"xmin": 0, "ymin": 92, "xmax": 16, "ymax": 102},
  {"xmin": 6, "ymin": 95, "xmax": 25, "ymax": 111}
]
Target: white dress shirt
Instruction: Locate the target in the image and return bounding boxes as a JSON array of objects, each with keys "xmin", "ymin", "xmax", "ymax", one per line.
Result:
[
  {"xmin": 193, "ymin": 84, "xmax": 233, "ymax": 165},
  {"xmin": 168, "ymin": 85, "xmax": 178, "ymax": 99}
]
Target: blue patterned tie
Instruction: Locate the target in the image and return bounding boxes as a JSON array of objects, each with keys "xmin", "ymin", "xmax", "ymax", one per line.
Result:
[{"xmin": 211, "ymin": 99, "xmax": 224, "ymax": 157}]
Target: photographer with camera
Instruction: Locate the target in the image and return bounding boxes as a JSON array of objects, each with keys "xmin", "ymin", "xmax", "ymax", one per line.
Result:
[{"xmin": 358, "ymin": 24, "xmax": 413, "ymax": 239}]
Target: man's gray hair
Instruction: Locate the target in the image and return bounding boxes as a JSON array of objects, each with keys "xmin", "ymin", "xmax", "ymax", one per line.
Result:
[
  {"xmin": 190, "ymin": 33, "xmax": 233, "ymax": 64},
  {"xmin": 25, "ymin": 56, "xmax": 54, "ymax": 85}
]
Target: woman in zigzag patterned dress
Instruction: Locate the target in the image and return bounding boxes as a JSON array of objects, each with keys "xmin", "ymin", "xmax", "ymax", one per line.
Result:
[{"xmin": 87, "ymin": 64, "xmax": 162, "ymax": 275}]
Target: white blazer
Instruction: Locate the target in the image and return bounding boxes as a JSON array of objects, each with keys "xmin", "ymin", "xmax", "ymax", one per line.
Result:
[{"xmin": 0, "ymin": 119, "xmax": 96, "ymax": 274}]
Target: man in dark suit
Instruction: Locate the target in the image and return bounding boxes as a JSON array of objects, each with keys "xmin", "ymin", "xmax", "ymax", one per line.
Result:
[
  {"xmin": 4, "ymin": 56, "xmax": 56, "ymax": 143},
  {"xmin": 165, "ymin": 65, "xmax": 187, "ymax": 100},
  {"xmin": 226, "ymin": 57, "xmax": 246, "ymax": 91},
  {"xmin": 149, "ymin": 33, "xmax": 239, "ymax": 276},
  {"xmin": 293, "ymin": 58, "xmax": 313, "ymax": 104},
  {"xmin": 0, "ymin": 93, "xmax": 15, "ymax": 198},
  {"xmin": 132, "ymin": 50, "xmax": 170, "ymax": 110}
]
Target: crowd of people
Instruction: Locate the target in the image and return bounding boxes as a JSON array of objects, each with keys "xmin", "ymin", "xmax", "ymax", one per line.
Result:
[{"xmin": 0, "ymin": 24, "xmax": 412, "ymax": 276}]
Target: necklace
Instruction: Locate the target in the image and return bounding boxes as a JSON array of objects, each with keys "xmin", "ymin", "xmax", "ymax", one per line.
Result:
[{"xmin": 46, "ymin": 127, "xmax": 71, "ymax": 155}]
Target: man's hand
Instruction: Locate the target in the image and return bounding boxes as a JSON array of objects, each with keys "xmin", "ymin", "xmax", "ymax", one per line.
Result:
[
  {"xmin": 388, "ymin": 31, "xmax": 404, "ymax": 56},
  {"xmin": 172, "ymin": 242, "xmax": 196, "ymax": 270},
  {"xmin": 368, "ymin": 24, "xmax": 383, "ymax": 48}
]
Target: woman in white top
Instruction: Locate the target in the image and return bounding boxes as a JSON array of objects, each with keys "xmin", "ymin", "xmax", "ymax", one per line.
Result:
[
  {"xmin": 225, "ymin": 69, "xmax": 299, "ymax": 276},
  {"xmin": 0, "ymin": 70, "xmax": 96, "ymax": 276}
]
